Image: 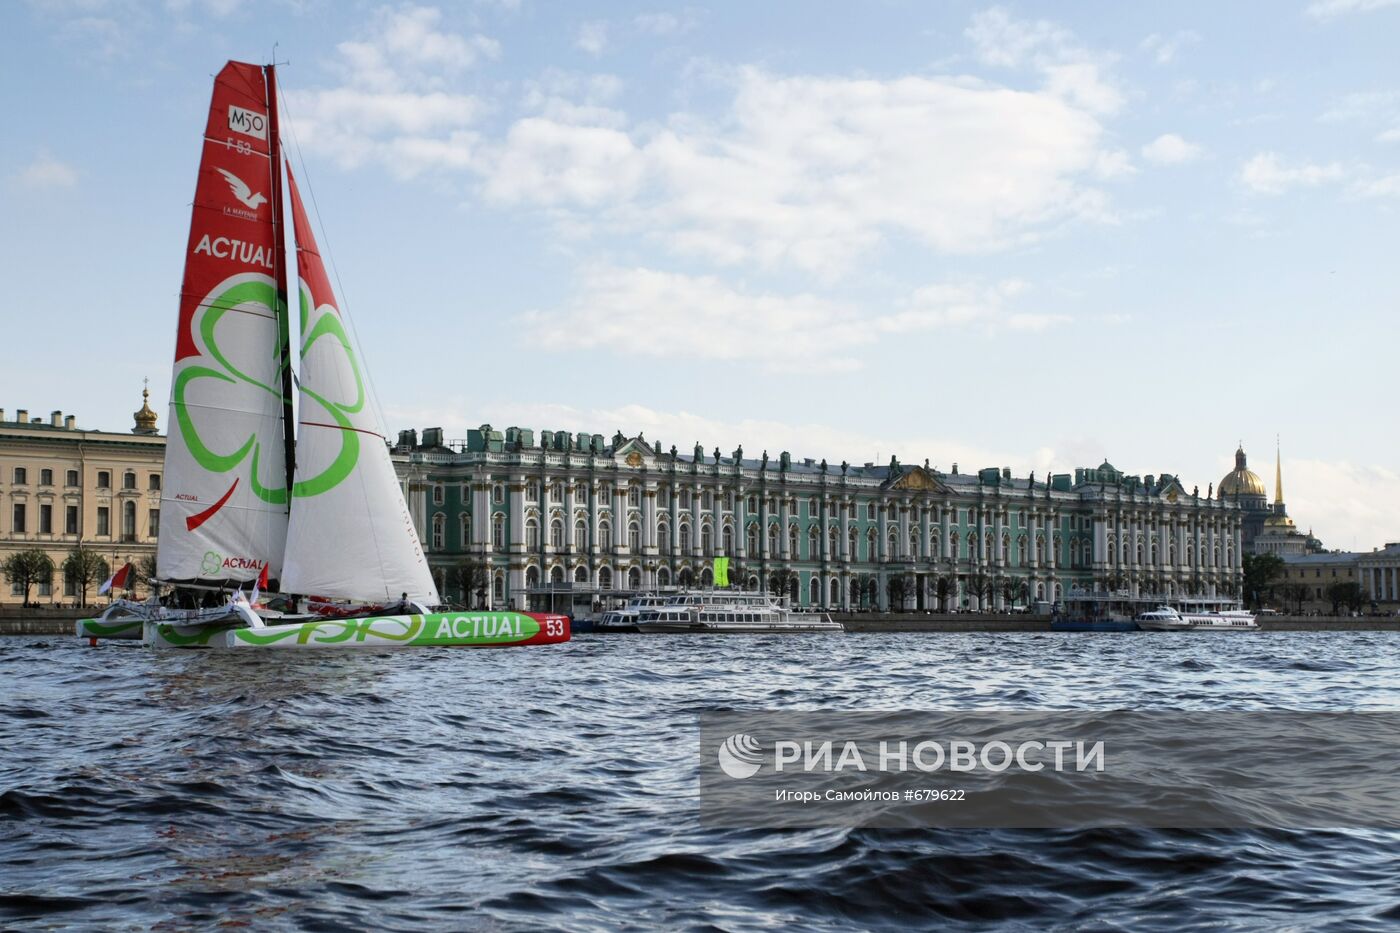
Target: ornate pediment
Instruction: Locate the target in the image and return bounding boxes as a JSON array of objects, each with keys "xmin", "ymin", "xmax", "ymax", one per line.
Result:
[
  {"xmin": 612, "ymin": 435, "xmax": 656, "ymax": 468},
  {"xmin": 884, "ymin": 466, "xmax": 947, "ymax": 493}
]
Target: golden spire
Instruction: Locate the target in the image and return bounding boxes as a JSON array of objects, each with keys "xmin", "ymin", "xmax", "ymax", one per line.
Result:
[
  {"xmin": 1274, "ymin": 437, "xmax": 1283, "ymax": 506},
  {"xmin": 133, "ymin": 379, "xmax": 158, "ymax": 434}
]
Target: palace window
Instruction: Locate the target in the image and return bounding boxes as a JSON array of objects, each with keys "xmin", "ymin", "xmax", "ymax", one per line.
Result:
[
  {"xmin": 598, "ymin": 566, "xmax": 612, "ymax": 590},
  {"xmin": 748, "ymin": 495, "xmax": 758, "ymax": 514},
  {"xmin": 599, "ymin": 521, "xmax": 613, "ymax": 549},
  {"xmin": 575, "ymin": 520, "xmax": 587, "ymax": 552},
  {"xmin": 629, "ymin": 522, "xmax": 641, "ymax": 552},
  {"xmin": 66, "ymin": 470, "xmax": 78, "ymax": 487},
  {"xmin": 39, "ymin": 504, "xmax": 52, "ymax": 534},
  {"xmin": 849, "ymin": 528, "xmax": 859, "ymax": 558},
  {"xmin": 724, "ymin": 492, "xmax": 734, "ymax": 511},
  {"xmin": 658, "ymin": 487, "xmax": 670, "ymax": 508},
  {"xmin": 866, "ymin": 527, "xmax": 877, "ymax": 559},
  {"xmin": 748, "ymin": 525, "xmax": 760, "ymax": 554},
  {"xmin": 96, "ymin": 506, "xmax": 109, "ymax": 537},
  {"xmin": 432, "ymin": 514, "xmax": 445, "ymax": 550},
  {"xmin": 551, "ymin": 519, "xmax": 564, "ymax": 549},
  {"xmin": 701, "ymin": 490, "xmax": 711, "ymax": 510},
  {"xmin": 526, "ymin": 482, "xmax": 539, "ymax": 503},
  {"xmin": 525, "ymin": 519, "xmax": 539, "ymax": 548},
  {"xmin": 549, "ymin": 483, "xmax": 563, "ymax": 504},
  {"xmin": 629, "ymin": 485, "xmax": 642, "ymax": 508},
  {"xmin": 123, "ymin": 472, "xmax": 136, "ymax": 490},
  {"xmin": 789, "ymin": 525, "xmax": 799, "ymax": 556},
  {"xmin": 40, "ymin": 468, "xmax": 53, "ymax": 486},
  {"xmin": 65, "ymin": 506, "xmax": 78, "ymax": 535},
  {"xmin": 810, "ymin": 526, "xmax": 820, "ymax": 558},
  {"xmin": 680, "ymin": 489, "xmax": 691, "ymax": 509},
  {"xmin": 149, "ymin": 509, "xmax": 160, "ymax": 538},
  {"xmin": 701, "ymin": 524, "xmax": 712, "ymax": 555},
  {"xmin": 723, "ymin": 524, "xmax": 734, "ymax": 553},
  {"xmin": 432, "ymin": 484, "xmax": 444, "ymax": 506},
  {"xmin": 867, "ymin": 503, "xmax": 876, "ymax": 521},
  {"xmin": 768, "ymin": 524, "xmax": 780, "ymax": 554},
  {"xmin": 493, "ymin": 571, "xmax": 505, "ymax": 602},
  {"xmin": 887, "ymin": 529, "xmax": 898, "ymax": 559},
  {"xmin": 492, "ymin": 483, "xmax": 504, "ymax": 504},
  {"xmin": 97, "ymin": 470, "xmax": 110, "ymax": 488},
  {"xmin": 150, "ymin": 474, "xmax": 161, "ymax": 491},
  {"xmin": 526, "ymin": 566, "xmax": 540, "ymax": 588},
  {"xmin": 122, "ymin": 501, "xmax": 136, "ymax": 540},
  {"xmin": 492, "ymin": 514, "xmax": 504, "ymax": 549},
  {"xmin": 13, "ymin": 468, "xmax": 27, "ymax": 485},
  {"xmin": 679, "ymin": 524, "xmax": 692, "ymax": 552},
  {"xmin": 575, "ymin": 565, "xmax": 588, "ymax": 584}
]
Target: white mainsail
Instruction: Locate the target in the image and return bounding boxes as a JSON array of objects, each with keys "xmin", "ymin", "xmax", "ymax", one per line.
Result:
[
  {"xmin": 158, "ymin": 62, "xmax": 291, "ymax": 588},
  {"xmin": 279, "ymin": 164, "xmax": 440, "ymax": 605}
]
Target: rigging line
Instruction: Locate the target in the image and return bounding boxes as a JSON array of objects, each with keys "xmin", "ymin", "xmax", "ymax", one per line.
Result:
[{"xmin": 274, "ymin": 80, "xmax": 391, "ymax": 445}]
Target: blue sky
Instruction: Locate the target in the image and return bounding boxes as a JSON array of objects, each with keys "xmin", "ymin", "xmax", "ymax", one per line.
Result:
[{"xmin": 4, "ymin": 0, "xmax": 1398, "ymax": 550}]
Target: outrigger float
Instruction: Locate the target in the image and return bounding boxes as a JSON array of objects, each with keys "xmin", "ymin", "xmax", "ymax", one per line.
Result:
[{"xmin": 78, "ymin": 61, "xmax": 568, "ymax": 650}]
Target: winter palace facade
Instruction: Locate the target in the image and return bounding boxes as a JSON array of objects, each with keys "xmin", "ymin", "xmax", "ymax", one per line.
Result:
[{"xmin": 395, "ymin": 424, "xmax": 1248, "ymax": 611}]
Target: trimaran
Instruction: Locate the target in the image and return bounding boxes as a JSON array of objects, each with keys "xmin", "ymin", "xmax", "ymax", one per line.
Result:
[{"xmin": 78, "ymin": 61, "xmax": 570, "ymax": 649}]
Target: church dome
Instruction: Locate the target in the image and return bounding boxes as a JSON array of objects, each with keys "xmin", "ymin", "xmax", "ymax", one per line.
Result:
[
  {"xmin": 132, "ymin": 385, "xmax": 158, "ymax": 435},
  {"xmin": 1219, "ymin": 446, "xmax": 1266, "ymax": 498}
]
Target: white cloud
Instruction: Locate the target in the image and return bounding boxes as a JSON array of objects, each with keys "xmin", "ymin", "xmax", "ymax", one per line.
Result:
[
  {"xmin": 1321, "ymin": 90, "xmax": 1400, "ymax": 143},
  {"xmin": 1141, "ymin": 133, "xmax": 1202, "ymax": 164},
  {"xmin": 14, "ymin": 152, "xmax": 79, "ymax": 189},
  {"xmin": 518, "ymin": 269, "xmax": 1067, "ymax": 370},
  {"xmin": 1354, "ymin": 173, "xmax": 1400, "ymax": 198},
  {"xmin": 875, "ymin": 280, "xmax": 1069, "ymax": 335},
  {"xmin": 1285, "ymin": 459, "xmax": 1400, "ymax": 553},
  {"xmin": 518, "ymin": 266, "xmax": 872, "ymax": 369},
  {"xmin": 966, "ymin": 7, "xmax": 1123, "ymax": 115},
  {"xmin": 635, "ymin": 10, "xmax": 699, "ymax": 36},
  {"xmin": 1239, "ymin": 152, "xmax": 1346, "ymax": 194},
  {"xmin": 1305, "ymin": 0, "xmax": 1400, "ymax": 19},
  {"xmin": 283, "ymin": 6, "xmax": 491, "ymax": 177},
  {"xmin": 1139, "ymin": 31, "xmax": 1200, "ymax": 65},
  {"xmin": 483, "ymin": 63, "xmax": 1119, "ymax": 276},
  {"xmin": 576, "ymin": 20, "xmax": 608, "ymax": 56}
]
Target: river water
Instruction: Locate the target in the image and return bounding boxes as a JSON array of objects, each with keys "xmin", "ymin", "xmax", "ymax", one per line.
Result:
[{"xmin": 4, "ymin": 632, "xmax": 1400, "ymax": 930}]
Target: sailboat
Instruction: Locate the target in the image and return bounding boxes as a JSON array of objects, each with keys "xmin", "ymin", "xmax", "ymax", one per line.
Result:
[{"xmin": 77, "ymin": 61, "xmax": 569, "ymax": 649}]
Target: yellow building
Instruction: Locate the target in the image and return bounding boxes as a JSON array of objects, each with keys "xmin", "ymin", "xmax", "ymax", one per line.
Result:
[{"xmin": 0, "ymin": 392, "xmax": 165, "ymax": 606}]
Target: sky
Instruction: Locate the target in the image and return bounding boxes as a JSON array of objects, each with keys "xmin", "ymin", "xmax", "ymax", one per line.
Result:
[{"xmin": 3, "ymin": 0, "xmax": 1398, "ymax": 552}]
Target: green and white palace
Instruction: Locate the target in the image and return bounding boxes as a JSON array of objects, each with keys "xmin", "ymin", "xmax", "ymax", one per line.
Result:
[{"xmin": 395, "ymin": 425, "xmax": 1245, "ymax": 612}]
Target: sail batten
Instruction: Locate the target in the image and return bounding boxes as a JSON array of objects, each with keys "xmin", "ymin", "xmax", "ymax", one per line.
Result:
[
  {"xmin": 280, "ymin": 164, "xmax": 440, "ymax": 605},
  {"xmin": 157, "ymin": 61, "xmax": 290, "ymax": 590}
]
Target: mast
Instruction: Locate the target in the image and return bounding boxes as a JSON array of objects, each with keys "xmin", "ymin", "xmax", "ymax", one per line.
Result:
[{"xmin": 264, "ymin": 63, "xmax": 297, "ymax": 509}]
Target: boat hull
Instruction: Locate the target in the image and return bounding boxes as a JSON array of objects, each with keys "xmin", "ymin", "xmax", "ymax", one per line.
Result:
[
  {"xmin": 1050, "ymin": 619, "xmax": 1141, "ymax": 632},
  {"xmin": 636, "ymin": 622, "xmax": 844, "ymax": 634},
  {"xmin": 75, "ymin": 617, "xmax": 145, "ymax": 640},
  {"xmin": 145, "ymin": 611, "xmax": 571, "ymax": 649}
]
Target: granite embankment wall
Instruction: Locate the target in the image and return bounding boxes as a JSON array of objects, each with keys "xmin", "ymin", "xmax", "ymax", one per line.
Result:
[
  {"xmin": 832, "ymin": 613, "xmax": 1400, "ymax": 633},
  {"xmin": 0, "ymin": 608, "xmax": 87, "ymax": 635}
]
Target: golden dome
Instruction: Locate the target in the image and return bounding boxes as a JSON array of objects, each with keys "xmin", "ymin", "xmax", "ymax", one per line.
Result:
[
  {"xmin": 133, "ymin": 385, "xmax": 158, "ymax": 435},
  {"xmin": 1264, "ymin": 513, "xmax": 1296, "ymax": 528},
  {"xmin": 1218, "ymin": 446, "xmax": 1266, "ymax": 498}
]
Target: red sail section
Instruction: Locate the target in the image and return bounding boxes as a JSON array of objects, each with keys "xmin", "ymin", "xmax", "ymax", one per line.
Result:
[
  {"xmin": 158, "ymin": 60, "xmax": 290, "ymax": 588},
  {"xmin": 285, "ymin": 163, "xmax": 337, "ymax": 315},
  {"xmin": 175, "ymin": 61, "xmax": 278, "ymax": 362}
]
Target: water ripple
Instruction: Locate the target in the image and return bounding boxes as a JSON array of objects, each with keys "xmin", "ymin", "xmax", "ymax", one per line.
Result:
[{"xmin": 2, "ymin": 632, "xmax": 1400, "ymax": 929}]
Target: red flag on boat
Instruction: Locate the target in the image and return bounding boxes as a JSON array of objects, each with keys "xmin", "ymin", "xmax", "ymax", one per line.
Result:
[
  {"xmin": 99, "ymin": 562, "xmax": 133, "ymax": 596},
  {"xmin": 250, "ymin": 563, "xmax": 269, "ymax": 604}
]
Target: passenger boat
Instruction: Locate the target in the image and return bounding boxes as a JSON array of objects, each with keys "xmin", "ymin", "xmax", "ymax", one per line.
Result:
[
  {"xmin": 595, "ymin": 594, "xmax": 675, "ymax": 632},
  {"xmin": 634, "ymin": 591, "xmax": 844, "ymax": 634},
  {"xmin": 78, "ymin": 61, "xmax": 568, "ymax": 650},
  {"xmin": 1050, "ymin": 591, "xmax": 1156, "ymax": 631},
  {"xmin": 1137, "ymin": 599, "xmax": 1259, "ymax": 632}
]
